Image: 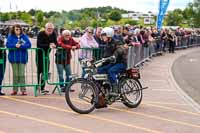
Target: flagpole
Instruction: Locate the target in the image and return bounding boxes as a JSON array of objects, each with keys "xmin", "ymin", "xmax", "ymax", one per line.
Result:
[
  {"xmin": 15, "ymin": 2, "xmax": 18, "ymax": 20},
  {"xmin": 9, "ymin": 0, "xmax": 12, "ymax": 21}
]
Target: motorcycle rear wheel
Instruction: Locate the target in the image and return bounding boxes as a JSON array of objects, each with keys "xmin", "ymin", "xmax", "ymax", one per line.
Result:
[{"xmin": 120, "ymin": 79, "xmax": 143, "ymax": 108}]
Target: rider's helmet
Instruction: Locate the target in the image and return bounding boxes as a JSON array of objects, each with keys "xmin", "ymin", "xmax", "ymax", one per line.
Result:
[{"xmin": 101, "ymin": 27, "xmax": 114, "ymax": 38}]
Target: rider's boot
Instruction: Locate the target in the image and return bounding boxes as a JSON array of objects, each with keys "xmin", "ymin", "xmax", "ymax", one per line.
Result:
[{"xmin": 109, "ymin": 84, "xmax": 119, "ymax": 97}]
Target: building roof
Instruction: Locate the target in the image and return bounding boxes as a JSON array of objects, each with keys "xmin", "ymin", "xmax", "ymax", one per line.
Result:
[{"xmin": 1, "ymin": 19, "xmax": 29, "ymax": 26}]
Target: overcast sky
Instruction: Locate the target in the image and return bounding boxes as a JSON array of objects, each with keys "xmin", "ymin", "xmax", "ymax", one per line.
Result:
[{"xmin": 0, "ymin": 0, "xmax": 192, "ymax": 13}]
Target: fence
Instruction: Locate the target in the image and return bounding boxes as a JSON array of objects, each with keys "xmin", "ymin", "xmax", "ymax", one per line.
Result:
[
  {"xmin": 0, "ymin": 48, "xmax": 45, "ymax": 96},
  {"xmin": 1, "ymin": 35, "xmax": 200, "ymax": 96},
  {"xmin": 47, "ymin": 47, "xmax": 103, "ymax": 95}
]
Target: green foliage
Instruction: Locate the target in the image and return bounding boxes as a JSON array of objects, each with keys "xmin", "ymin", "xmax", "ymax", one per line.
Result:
[
  {"xmin": 19, "ymin": 12, "xmax": 32, "ymax": 24},
  {"xmin": 35, "ymin": 10, "xmax": 44, "ymax": 27},
  {"xmin": 119, "ymin": 18, "xmax": 138, "ymax": 25},
  {"xmin": 193, "ymin": 0, "xmax": 200, "ymax": 27},
  {"xmin": 28, "ymin": 9, "xmax": 36, "ymax": 16},
  {"xmin": 108, "ymin": 10, "xmax": 122, "ymax": 21},
  {"xmin": 165, "ymin": 0, "xmax": 200, "ymax": 28},
  {"xmin": 105, "ymin": 19, "xmax": 116, "ymax": 26},
  {"xmin": 1, "ymin": 3, "xmax": 199, "ymax": 29},
  {"xmin": 166, "ymin": 9, "xmax": 183, "ymax": 26},
  {"xmin": 0, "ymin": 13, "xmax": 10, "ymax": 21}
]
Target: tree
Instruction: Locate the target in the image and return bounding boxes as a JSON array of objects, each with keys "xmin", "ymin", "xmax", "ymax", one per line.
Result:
[
  {"xmin": 28, "ymin": 9, "xmax": 36, "ymax": 16},
  {"xmin": 193, "ymin": 0, "xmax": 200, "ymax": 27},
  {"xmin": 19, "ymin": 12, "xmax": 32, "ymax": 24},
  {"xmin": 120, "ymin": 19, "xmax": 138, "ymax": 25},
  {"xmin": 35, "ymin": 11, "xmax": 44, "ymax": 27},
  {"xmin": 183, "ymin": 3, "xmax": 194, "ymax": 20},
  {"xmin": 109, "ymin": 10, "xmax": 122, "ymax": 21},
  {"xmin": 0, "ymin": 13, "xmax": 10, "ymax": 21},
  {"xmin": 44, "ymin": 11, "xmax": 60, "ymax": 18},
  {"xmin": 166, "ymin": 9, "xmax": 184, "ymax": 26}
]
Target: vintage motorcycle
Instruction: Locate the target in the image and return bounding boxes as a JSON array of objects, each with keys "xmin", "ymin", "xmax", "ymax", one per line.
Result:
[{"xmin": 65, "ymin": 56, "xmax": 147, "ymax": 114}]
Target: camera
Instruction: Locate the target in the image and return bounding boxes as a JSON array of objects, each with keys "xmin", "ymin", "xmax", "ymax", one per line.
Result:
[{"xmin": 17, "ymin": 39, "xmax": 25, "ymax": 45}]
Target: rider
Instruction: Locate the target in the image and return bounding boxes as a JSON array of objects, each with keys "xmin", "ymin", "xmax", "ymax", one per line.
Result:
[{"xmin": 98, "ymin": 27, "xmax": 127, "ymax": 96}]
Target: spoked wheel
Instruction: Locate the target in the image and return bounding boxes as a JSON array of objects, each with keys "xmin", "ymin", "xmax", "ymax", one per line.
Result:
[
  {"xmin": 120, "ymin": 79, "xmax": 143, "ymax": 108},
  {"xmin": 65, "ymin": 78, "xmax": 97, "ymax": 114}
]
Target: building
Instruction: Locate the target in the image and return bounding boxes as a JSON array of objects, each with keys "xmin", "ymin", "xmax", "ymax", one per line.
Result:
[
  {"xmin": 3, "ymin": 19, "xmax": 29, "ymax": 26},
  {"xmin": 122, "ymin": 12, "xmax": 155, "ymax": 25}
]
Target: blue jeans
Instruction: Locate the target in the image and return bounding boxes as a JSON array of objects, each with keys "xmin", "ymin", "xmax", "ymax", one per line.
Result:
[
  {"xmin": 0, "ymin": 60, "xmax": 6, "ymax": 92},
  {"xmin": 98, "ymin": 63, "xmax": 127, "ymax": 84},
  {"xmin": 56, "ymin": 64, "xmax": 71, "ymax": 87}
]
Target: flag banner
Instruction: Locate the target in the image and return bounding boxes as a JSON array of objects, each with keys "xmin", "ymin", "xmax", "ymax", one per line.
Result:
[{"xmin": 157, "ymin": 0, "xmax": 170, "ymax": 30}]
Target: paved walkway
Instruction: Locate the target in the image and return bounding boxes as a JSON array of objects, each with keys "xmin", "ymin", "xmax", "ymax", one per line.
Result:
[{"xmin": 0, "ymin": 47, "xmax": 200, "ymax": 133}]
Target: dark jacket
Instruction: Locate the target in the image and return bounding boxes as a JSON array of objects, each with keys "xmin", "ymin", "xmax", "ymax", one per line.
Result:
[
  {"xmin": 123, "ymin": 33, "xmax": 132, "ymax": 45},
  {"xmin": 94, "ymin": 35, "xmax": 104, "ymax": 46},
  {"xmin": 6, "ymin": 34, "xmax": 31, "ymax": 64},
  {"xmin": 113, "ymin": 34, "xmax": 125, "ymax": 44},
  {"xmin": 104, "ymin": 38, "xmax": 127, "ymax": 64},
  {"xmin": 37, "ymin": 31, "xmax": 57, "ymax": 56},
  {"xmin": 93, "ymin": 35, "xmax": 106, "ymax": 60},
  {"xmin": 0, "ymin": 37, "xmax": 6, "ymax": 62},
  {"xmin": 113, "ymin": 46, "xmax": 127, "ymax": 64}
]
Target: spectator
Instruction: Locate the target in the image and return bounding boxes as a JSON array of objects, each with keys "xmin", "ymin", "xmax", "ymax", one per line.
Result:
[
  {"xmin": 0, "ymin": 34, "xmax": 6, "ymax": 95},
  {"xmin": 147, "ymin": 29, "xmax": 155, "ymax": 57},
  {"xmin": 141, "ymin": 29, "xmax": 150, "ymax": 59},
  {"xmin": 151, "ymin": 28, "xmax": 162, "ymax": 53},
  {"xmin": 167, "ymin": 30, "xmax": 176, "ymax": 53},
  {"xmin": 113, "ymin": 26, "xmax": 125, "ymax": 44},
  {"xmin": 6, "ymin": 24, "xmax": 31, "ymax": 95},
  {"xmin": 161, "ymin": 29, "xmax": 168, "ymax": 52},
  {"xmin": 79, "ymin": 27, "xmax": 98, "ymax": 77},
  {"xmin": 56, "ymin": 30, "xmax": 80, "ymax": 92},
  {"xmin": 74, "ymin": 27, "xmax": 82, "ymax": 37},
  {"xmin": 79, "ymin": 27, "xmax": 98, "ymax": 59},
  {"xmin": 36, "ymin": 22, "xmax": 57, "ymax": 94},
  {"xmin": 93, "ymin": 27, "xmax": 105, "ymax": 60},
  {"xmin": 94, "ymin": 27, "xmax": 103, "ymax": 45},
  {"xmin": 122, "ymin": 26, "xmax": 132, "ymax": 45}
]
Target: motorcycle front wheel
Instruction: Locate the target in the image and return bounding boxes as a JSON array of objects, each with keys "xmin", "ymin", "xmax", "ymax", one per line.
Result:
[{"xmin": 65, "ymin": 78, "xmax": 97, "ymax": 114}]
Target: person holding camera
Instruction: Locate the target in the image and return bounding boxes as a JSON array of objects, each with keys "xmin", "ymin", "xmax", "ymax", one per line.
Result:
[
  {"xmin": 6, "ymin": 24, "xmax": 31, "ymax": 95},
  {"xmin": 0, "ymin": 34, "xmax": 6, "ymax": 95}
]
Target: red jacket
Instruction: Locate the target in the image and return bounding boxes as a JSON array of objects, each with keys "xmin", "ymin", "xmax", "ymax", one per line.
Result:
[{"xmin": 57, "ymin": 36, "xmax": 80, "ymax": 64}]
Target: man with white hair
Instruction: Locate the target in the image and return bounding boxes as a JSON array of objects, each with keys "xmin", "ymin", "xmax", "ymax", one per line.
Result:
[
  {"xmin": 36, "ymin": 22, "xmax": 57, "ymax": 94},
  {"xmin": 56, "ymin": 29, "xmax": 80, "ymax": 92}
]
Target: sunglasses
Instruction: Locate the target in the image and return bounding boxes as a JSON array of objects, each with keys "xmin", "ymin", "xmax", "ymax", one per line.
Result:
[{"xmin": 15, "ymin": 28, "xmax": 21, "ymax": 31}]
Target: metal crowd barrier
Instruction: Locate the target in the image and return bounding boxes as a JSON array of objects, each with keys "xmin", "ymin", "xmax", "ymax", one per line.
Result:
[
  {"xmin": 0, "ymin": 48, "xmax": 46, "ymax": 96},
  {"xmin": 1, "ymin": 35, "xmax": 200, "ymax": 96},
  {"xmin": 47, "ymin": 47, "xmax": 103, "ymax": 94}
]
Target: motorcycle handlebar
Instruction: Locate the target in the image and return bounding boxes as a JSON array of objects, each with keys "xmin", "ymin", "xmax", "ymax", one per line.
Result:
[{"xmin": 94, "ymin": 56, "xmax": 116, "ymax": 68}]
